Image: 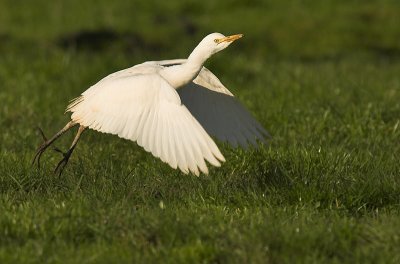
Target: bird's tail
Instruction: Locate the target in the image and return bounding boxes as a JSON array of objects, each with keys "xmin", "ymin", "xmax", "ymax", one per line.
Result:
[{"xmin": 65, "ymin": 95, "xmax": 84, "ymax": 113}]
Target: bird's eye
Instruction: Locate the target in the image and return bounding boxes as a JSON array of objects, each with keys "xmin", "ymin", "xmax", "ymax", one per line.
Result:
[{"xmin": 214, "ymin": 39, "xmax": 219, "ymax": 43}]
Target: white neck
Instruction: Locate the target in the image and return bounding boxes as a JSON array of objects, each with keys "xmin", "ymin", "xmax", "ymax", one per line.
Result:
[{"xmin": 160, "ymin": 44, "xmax": 211, "ymax": 89}]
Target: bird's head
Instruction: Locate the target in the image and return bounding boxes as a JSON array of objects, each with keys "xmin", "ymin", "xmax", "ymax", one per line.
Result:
[
  {"xmin": 200, "ymin": 32, "xmax": 243, "ymax": 55},
  {"xmin": 189, "ymin": 33, "xmax": 243, "ymax": 63}
]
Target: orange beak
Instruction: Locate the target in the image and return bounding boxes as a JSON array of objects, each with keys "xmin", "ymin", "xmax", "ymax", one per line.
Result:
[{"xmin": 215, "ymin": 34, "xmax": 244, "ymax": 44}]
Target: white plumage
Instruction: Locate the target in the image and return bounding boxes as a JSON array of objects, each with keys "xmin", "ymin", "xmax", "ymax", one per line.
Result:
[{"xmin": 33, "ymin": 33, "xmax": 269, "ymax": 176}]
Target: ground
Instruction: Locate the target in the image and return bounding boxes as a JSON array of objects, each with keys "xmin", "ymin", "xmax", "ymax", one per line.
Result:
[{"xmin": 0, "ymin": 0, "xmax": 400, "ymax": 263}]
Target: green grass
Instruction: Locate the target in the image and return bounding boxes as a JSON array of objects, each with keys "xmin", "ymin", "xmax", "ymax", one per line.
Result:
[{"xmin": 1, "ymin": 0, "xmax": 400, "ymax": 263}]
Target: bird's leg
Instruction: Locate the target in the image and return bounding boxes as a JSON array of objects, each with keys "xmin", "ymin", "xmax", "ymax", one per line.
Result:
[
  {"xmin": 54, "ymin": 125, "xmax": 86, "ymax": 176},
  {"xmin": 32, "ymin": 121, "xmax": 77, "ymax": 168}
]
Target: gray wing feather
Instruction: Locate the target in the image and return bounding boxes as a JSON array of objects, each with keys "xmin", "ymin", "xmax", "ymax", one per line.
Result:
[
  {"xmin": 153, "ymin": 59, "xmax": 270, "ymax": 147},
  {"xmin": 178, "ymin": 83, "xmax": 270, "ymax": 148}
]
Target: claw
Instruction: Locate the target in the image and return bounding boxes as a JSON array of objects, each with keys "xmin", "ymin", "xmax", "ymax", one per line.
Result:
[
  {"xmin": 53, "ymin": 147, "xmax": 65, "ymax": 155},
  {"xmin": 53, "ymin": 125, "xmax": 86, "ymax": 176},
  {"xmin": 32, "ymin": 121, "xmax": 77, "ymax": 170},
  {"xmin": 32, "ymin": 142, "xmax": 48, "ymax": 169},
  {"xmin": 32, "ymin": 127, "xmax": 49, "ymax": 168},
  {"xmin": 37, "ymin": 126, "xmax": 47, "ymax": 141},
  {"xmin": 54, "ymin": 150, "xmax": 72, "ymax": 176}
]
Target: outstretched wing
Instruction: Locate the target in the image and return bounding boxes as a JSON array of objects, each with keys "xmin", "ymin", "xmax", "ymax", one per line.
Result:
[
  {"xmin": 153, "ymin": 59, "xmax": 270, "ymax": 147},
  {"xmin": 178, "ymin": 83, "xmax": 270, "ymax": 148},
  {"xmin": 193, "ymin": 66, "xmax": 233, "ymax": 96},
  {"xmin": 67, "ymin": 73, "xmax": 225, "ymax": 175}
]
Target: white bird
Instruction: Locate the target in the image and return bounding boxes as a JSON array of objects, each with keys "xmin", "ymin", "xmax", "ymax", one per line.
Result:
[{"xmin": 33, "ymin": 33, "xmax": 270, "ymax": 176}]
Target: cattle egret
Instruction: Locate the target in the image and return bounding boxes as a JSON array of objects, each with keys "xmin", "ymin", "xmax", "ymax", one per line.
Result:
[{"xmin": 33, "ymin": 33, "xmax": 270, "ymax": 176}]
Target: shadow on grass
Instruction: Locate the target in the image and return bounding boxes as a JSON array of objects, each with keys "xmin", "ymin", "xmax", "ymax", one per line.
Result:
[{"xmin": 56, "ymin": 28, "xmax": 164, "ymax": 53}]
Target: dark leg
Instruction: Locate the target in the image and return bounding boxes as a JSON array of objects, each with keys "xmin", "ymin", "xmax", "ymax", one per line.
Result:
[
  {"xmin": 32, "ymin": 121, "xmax": 77, "ymax": 168},
  {"xmin": 54, "ymin": 125, "xmax": 86, "ymax": 176}
]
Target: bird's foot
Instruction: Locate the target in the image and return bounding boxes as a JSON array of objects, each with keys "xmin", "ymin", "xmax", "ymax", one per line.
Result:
[
  {"xmin": 54, "ymin": 148, "xmax": 73, "ymax": 176},
  {"xmin": 32, "ymin": 127, "xmax": 49, "ymax": 168}
]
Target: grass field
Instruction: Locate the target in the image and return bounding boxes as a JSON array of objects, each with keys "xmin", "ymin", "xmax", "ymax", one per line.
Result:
[{"xmin": 1, "ymin": 0, "xmax": 400, "ymax": 263}]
